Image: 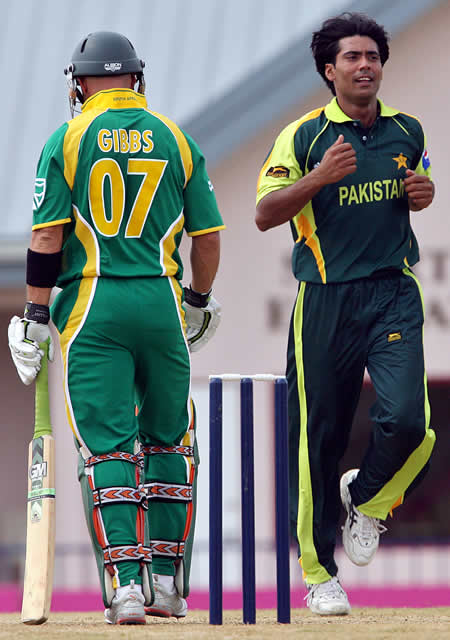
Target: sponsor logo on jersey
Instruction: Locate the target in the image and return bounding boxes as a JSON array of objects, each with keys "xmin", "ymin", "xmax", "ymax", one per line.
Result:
[
  {"xmin": 104, "ymin": 62, "xmax": 122, "ymax": 72},
  {"xmin": 208, "ymin": 180, "xmax": 214, "ymax": 192},
  {"xmin": 388, "ymin": 332, "xmax": 402, "ymax": 343},
  {"xmin": 266, "ymin": 165, "xmax": 290, "ymax": 178},
  {"xmin": 392, "ymin": 153, "xmax": 408, "ymax": 169},
  {"xmin": 422, "ymin": 149, "xmax": 430, "ymax": 170},
  {"xmin": 32, "ymin": 178, "xmax": 46, "ymax": 211}
]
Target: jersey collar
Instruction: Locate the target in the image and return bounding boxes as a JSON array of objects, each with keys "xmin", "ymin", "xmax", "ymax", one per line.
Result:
[
  {"xmin": 81, "ymin": 88, "xmax": 148, "ymax": 112},
  {"xmin": 324, "ymin": 97, "xmax": 399, "ymax": 122}
]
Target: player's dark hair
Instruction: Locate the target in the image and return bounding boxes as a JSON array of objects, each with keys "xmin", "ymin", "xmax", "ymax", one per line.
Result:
[{"xmin": 311, "ymin": 12, "xmax": 390, "ymax": 95}]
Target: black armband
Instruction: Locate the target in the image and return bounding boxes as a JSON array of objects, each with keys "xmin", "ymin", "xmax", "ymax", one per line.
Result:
[
  {"xmin": 24, "ymin": 302, "xmax": 50, "ymax": 324},
  {"xmin": 183, "ymin": 285, "xmax": 212, "ymax": 308},
  {"xmin": 26, "ymin": 248, "xmax": 63, "ymax": 288}
]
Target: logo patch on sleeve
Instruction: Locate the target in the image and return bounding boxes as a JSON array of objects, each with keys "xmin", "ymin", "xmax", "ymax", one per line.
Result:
[
  {"xmin": 266, "ymin": 165, "xmax": 290, "ymax": 178},
  {"xmin": 388, "ymin": 332, "xmax": 402, "ymax": 343},
  {"xmin": 422, "ymin": 149, "xmax": 430, "ymax": 170},
  {"xmin": 32, "ymin": 178, "xmax": 46, "ymax": 211}
]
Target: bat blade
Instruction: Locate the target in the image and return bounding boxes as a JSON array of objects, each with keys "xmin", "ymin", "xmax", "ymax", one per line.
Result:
[
  {"xmin": 21, "ymin": 344, "xmax": 55, "ymax": 625},
  {"xmin": 21, "ymin": 435, "xmax": 55, "ymax": 624}
]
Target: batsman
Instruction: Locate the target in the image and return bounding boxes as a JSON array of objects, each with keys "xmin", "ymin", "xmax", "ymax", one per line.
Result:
[{"xmin": 8, "ymin": 31, "xmax": 224, "ymax": 625}]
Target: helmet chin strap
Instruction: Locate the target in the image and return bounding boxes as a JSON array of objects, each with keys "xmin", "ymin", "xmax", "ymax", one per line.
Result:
[
  {"xmin": 135, "ymin": 73, "xmax": 146, "ymax": 95},
  {"xmin": 65, "ymin": 65, "xmax": 85, "ymax": 118},
  {"xmin": 67, "ymin": 82, "xmax": 85, "ymax": 118}
]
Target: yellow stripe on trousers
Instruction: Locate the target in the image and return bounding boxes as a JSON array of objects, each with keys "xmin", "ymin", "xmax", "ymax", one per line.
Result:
[
  {"xmin": 294, "ymin": 282, "xmax": 331, "ymax": 584},
  {"xmin": 357, "ymin": 269, "xmax": 436, "ymax": 519}
]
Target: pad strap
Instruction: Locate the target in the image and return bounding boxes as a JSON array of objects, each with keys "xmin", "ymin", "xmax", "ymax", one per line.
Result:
[
  {"xmin": 93, "ymin": 485, "xmax": 148, "ymax": 509},
  {"xmin": 145, "ymin": 481, "xmax": 192, "ymax": 502},
  {"xmin": 82, "ymin": 449, "xmax": 149, "ymax": 580},
  {"xmin": 85, "ymin": 451, "xmax": 144, "ymax": 469},
  {"xmin": 103, "ymin": 544, "xmax": 152, "ymax": 565},
  {"xmin": 141, "ymin": 445, "xmax": 194, "ymax": 457},
  {"xmin": 151, "ymin": 540, "xmax": 185, "ymax": 559}
]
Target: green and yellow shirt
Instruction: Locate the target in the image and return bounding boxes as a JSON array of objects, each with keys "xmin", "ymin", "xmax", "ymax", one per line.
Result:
[
  {"xmin": 256, "ymin": 98, "xmax": 432, "ymax": 283},
  {"xmin": 32, "ymin": 89, "xmax": 225, "ymax": 286}
]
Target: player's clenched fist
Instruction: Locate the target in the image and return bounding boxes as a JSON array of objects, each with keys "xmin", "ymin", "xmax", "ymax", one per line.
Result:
[
  {"xmin": 404, "ymin": 169, "xmax": 435, "ymax": 211},
  {"xmin": 316, "ymin": 135, "xmax": 357, "ymax": 184}
]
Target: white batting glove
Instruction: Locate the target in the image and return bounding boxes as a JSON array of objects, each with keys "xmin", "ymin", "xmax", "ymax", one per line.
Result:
[
  {"xmin": 8, "ymin": 303, "xmax": 53, "ymax": 385},
  {"xmin": 183, "ymin": 286, "xmax": 221, "ymax": 353}
]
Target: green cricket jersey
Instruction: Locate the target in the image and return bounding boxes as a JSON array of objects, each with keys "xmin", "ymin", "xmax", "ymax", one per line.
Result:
[
  {"xmin": 31, "ymin": 89, "xmax": 225, "ymax": 286},
  {"xmin": 256, "ymin": 98, "xmax": 432, "ymax": 283}
]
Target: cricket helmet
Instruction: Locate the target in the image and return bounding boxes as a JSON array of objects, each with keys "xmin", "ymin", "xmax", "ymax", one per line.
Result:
[{"xmin": 64, "ymin": 31, "xmax": 146, "ymax": 116}]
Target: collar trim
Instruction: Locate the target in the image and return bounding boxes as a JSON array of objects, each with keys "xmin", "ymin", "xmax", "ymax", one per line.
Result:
[
  {"xmin": 82, "ymin": 89, "xmax": 148, "ymax": 112},
  {"xmin": 324, "ymin": 97, "xmax": 399, "ymax": 122}
]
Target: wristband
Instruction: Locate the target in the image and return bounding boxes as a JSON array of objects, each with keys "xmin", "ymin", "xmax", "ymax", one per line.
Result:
[
  {"xmin": 26, "ymin": 248, "xmax": 63, "ymax": 288},
  {"xmin": 184, "ymin": 285, "xmax": 212, "ymax": 308},
  {"xmin": 24, "ymin": 302, "xmax": 50, "ymax": 324}
]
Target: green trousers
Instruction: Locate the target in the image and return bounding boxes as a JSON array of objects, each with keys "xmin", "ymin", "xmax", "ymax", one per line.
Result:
[
  {"xmin": 286, "ymin": 269, "xmax": 436, "ymax": 584},
  {"xmin": 52, "ymin": 276, "xmax": 195, "ymax": 591}
]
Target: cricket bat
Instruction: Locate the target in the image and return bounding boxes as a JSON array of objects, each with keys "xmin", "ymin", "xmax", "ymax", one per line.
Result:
[{"xmin": 21, "ymin": 342, "xmax": 56, "ymax": 624}]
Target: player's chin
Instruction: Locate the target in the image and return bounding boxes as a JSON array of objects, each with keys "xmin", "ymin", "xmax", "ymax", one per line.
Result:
[
  {"xmin": 351, "ymin": 85, "xmax": 377, "ymax": 103},
  {"xmin": 353, "ymin": 83, "xmax": 375, "ymax": 95}
]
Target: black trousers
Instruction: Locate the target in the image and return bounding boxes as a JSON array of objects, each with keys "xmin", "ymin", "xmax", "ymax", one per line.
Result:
[{"xmin": 286, "ymin": 270, "xmax": 435, "ymax": 584}]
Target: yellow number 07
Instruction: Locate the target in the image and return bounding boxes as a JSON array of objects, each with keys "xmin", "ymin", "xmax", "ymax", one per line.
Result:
[{"xmin": 89, "ymin": 158, "xmax": 168, "ymax": 238}]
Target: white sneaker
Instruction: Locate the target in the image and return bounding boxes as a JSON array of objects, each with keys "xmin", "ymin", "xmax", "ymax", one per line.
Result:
[
  {"xmin": 145, "ymin": 575, "xmax": 188, "ymax": 619},
  {"xmin": 305, "ymin": 577, "xmax": 351, "ymax": 615},
  {"xmin": 104, "ymin": 580, "xmax": 146, "ymax": 625},
  {"xmin": 340, "ymin": 469, "xmax": 387, "ymax": 566}
]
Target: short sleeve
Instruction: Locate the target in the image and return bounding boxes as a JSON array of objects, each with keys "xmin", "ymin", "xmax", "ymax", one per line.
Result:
[
  {"xmin": 32, "ymin": 124, "xmax": 73, "ymax": 230},
  {"xmin": 183, "ymin": 133, "xmax": 225, "ymax": 236},
  {"xmin": 256, "ymin": 119, "xmax": 303, "ymax": 206}
]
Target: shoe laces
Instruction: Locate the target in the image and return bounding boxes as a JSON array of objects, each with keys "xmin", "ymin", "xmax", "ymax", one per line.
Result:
[
  {"xmin": 350, "ymin": 504, "xmax": 387, "ymax": 541},
  {"xmin": 304, "ymin": 577, "xmax": 344, "ymax": 604}
]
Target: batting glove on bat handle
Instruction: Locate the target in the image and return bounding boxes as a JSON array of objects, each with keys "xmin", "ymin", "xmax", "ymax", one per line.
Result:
[
  {"xmin": 8, "ymin": 303, "xmax": 54, "ymax": 385},
  {"xmin": 183, "ymin": 286, "xmax": 221, "ymax": 352}
]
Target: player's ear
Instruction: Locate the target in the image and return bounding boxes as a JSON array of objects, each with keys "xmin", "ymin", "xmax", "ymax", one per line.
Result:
[
  {"xmin": 325, "ymin": 63, "xmax": 336, "ymax": 82},
  {"xmin": 77, "ymin": 77, "xmax": 88, "ymax": 97}
]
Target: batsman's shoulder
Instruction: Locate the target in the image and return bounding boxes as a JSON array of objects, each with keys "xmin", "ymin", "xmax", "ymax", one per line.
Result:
[
  {"xmin": 38, "ymin": 122, "xmax": 69, "ymax": 160},
  {"xmin": 45, "ymin": 122, "xmax": 69, "ymax": 145},
  {"xmin": 147, "ymin": 109, "xmax": 186, "ymax": 139}
]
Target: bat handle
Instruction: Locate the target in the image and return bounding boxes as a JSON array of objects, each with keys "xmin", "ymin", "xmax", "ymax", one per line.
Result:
[{"xmin": 35, "ymin": 340, "xmax": 52, "ymax": 439}]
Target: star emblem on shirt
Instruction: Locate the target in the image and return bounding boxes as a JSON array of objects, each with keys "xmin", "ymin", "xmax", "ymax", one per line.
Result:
[{"xmin": 393, "ymin": 153, "xmax": 408, "ymax": 169}]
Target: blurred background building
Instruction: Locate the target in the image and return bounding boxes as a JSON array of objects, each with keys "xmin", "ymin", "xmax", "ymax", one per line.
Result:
[{"xmin": 1, "ymin": 0, "xmax": 449, "ymax": 612}]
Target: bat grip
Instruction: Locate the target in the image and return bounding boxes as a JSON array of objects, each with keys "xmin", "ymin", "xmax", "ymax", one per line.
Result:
[{"xmin": 34, "ymin": 340, "xmax": 52, "ymax": 439}]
